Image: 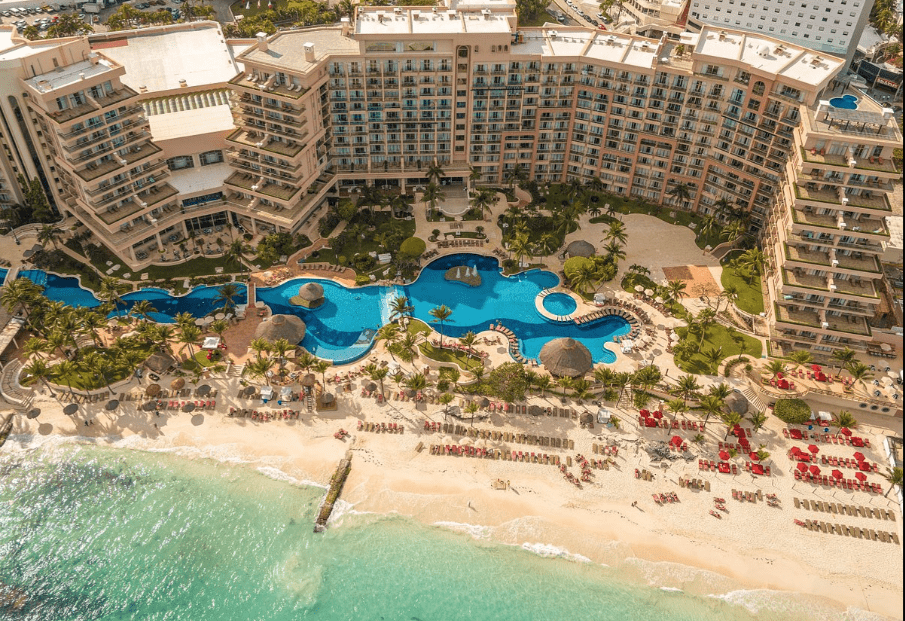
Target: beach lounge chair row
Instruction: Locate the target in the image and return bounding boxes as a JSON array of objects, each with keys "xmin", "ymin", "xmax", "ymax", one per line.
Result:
[
  {"xmin": 436, "ymin": 239, "xmax": 484, "ymax": 249},
  {"xmin": 718, "ymin": 441, "xmax": 750, "ymax": 452},
  {"xmin": 304, "ymin": 262, "xmax": 344, "ymax": 273},
  {"xmin": 679, "ymin": 477, "xmax": 710, "ymax": 491},
  {"xmin": 592, "ymin": 443, "xmax": 619, "ymax": 457},
  {"xmin": 426, "ymin": 423, "xmax": 575, "ymax": 450},
  {"xmin": 158, "ymin": 400, "xmax": 217, "ymax": 410},
  {"xmin": 574, "ymin": 306, "xmax": 640, "ymax": 328},
  {"xmin": 793, "ymin": 498, "xmax": 896, "ymax": 521},
  {"xmin": 357, "ymin": 420, "xmax": 403, "ymax": 434},
  {"xmin": 700, "ymin": 460, "xmax": 738, "ymax": 474},
  {"xmin": 794, "ymin": 519, "xmax": 900, "ymax": 544},
  {"xmin": 732, "ymin": 489, "xmax": 763, "ymax": 502},
  {"xmin": 819, "ymin": 455, "xmax": 879, "ymax": 471},
  {"xmin": 228, "ymin": 408, "xmax": 300, "ymax": 421},
  {"xmin": 743, "ymin": 461, "xmax": 771, "ymax": 476},
  {"xmin": 793, "ymin": 469, "xmax": 882, "ymax": 493},
  {"xmin": 635, "ymin": 469, "xmax": 654, "ymax": 481}
]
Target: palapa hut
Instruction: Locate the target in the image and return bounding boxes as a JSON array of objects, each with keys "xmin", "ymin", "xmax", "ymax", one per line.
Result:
[
  {"xmin": 254, "ymin": 314, "xmax": 307, "ymax": 345},
  {"xmin": 565, "ymin": 240, "xmax": 596, "ymax": 258},
  {"xmin": 725, "ymin": 392, "xmax": 750, "ymax": 416},
  {"xmin": 290, "ymin": 283, "xmax": 326, "ymax": 309},
  {"xmin": 539, "ymin": 337, "xmax": 593, "ymax": 378},
  {"xmin": 144, "ymin": 352, "xmax": 177, "ymax": 374}
]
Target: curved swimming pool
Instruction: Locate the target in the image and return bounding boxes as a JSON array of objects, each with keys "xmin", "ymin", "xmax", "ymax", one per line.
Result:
[
  {"xmin": 257, "ymin": 254, "xmax": 630, "ymax": 365},
  {"xmin": 542, "ymin": 292, "xmax": 578, "ymax": 316}
]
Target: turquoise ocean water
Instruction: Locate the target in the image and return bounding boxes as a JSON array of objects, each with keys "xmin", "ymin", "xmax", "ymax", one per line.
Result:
[{"xmin": 0, "ymin": 440, "xmax": 882, "ymax": 621}]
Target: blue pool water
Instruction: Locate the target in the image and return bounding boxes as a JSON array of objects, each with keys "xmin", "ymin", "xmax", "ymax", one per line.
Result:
[
  {"xmin": 543, "ymin": 292, "xmax": 578, "ymax": 315},
  {"xmin": 17, "ymin": 270, "xmax": 247, "ymax": 323},
  {"xmin": 829, "ymin": 95, "xmax": 858, "ymax": 110},
  {"xmin": 258, "ymin": 254, "xmax": 630, "ymax": 365},
  {"xmin": 0, "ymin": 267, "xmax": 8, "ymax": 285}
]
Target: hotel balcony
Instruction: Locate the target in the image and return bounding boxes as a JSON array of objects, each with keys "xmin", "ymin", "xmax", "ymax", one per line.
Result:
[
  {"xmin": 783, "ymin": 243, "xmax": 882, "ymax": 275},
  {"xmin": 87, "ymin": 86, "xmax": 138, "ymax": 111},
  {"xmin": 774, "ymin": 303, "xmax": 872, "ymax": 337},
  {"xmin": 93, "ymin": 183, "xmax": 178, "ymax": 226},
  {"xmin": 226, "ymin": 129, "xmax": 305, "ymax": 159},
  {"xmin": 229, "ymin": 73, "xmax": 307, "ymax": 100},
  {"xmin": 794, "ymin": 183, "xmax": 841, "ymax": 205},
  {"xmin": 224, "ymin": 171, "xmax": 300, "ymax": 203},
  {"xmin": 782, "ymin": 268, "xmax": 831, "ymax": 294},
  {"xmin": 74, "ymin": 144, "xmax": 162, "ymax": 182},
  {"xmin": 799, "ymin": 147, "xmax": 900, "ymax": 176}
]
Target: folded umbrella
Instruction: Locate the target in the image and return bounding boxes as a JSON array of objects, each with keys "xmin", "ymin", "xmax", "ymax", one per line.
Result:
[
  {"xmin": 670, "ymin": 435, "xmax": 683, "ymax": 447},
  {"xmin": 839, "ymin": 427, "xmax": 852, "ymax": 437},
  {"xmin": 749, "ymin": 452, "xmax": 759, "ymax": 461}
]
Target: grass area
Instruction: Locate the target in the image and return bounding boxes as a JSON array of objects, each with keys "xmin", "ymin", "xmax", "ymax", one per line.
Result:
[
  {"xmin": 337, "ymin": 212, "xmax": 416, "ymax": 259},
  {"xmin": 36, "ymin": 343, "xmax": 156, "ymax": 391},
  {"xmin": 141, "ymin": 256, "xmax": 247, "ymax": 281},
  {"xmin": 65, "ymin": 239, "xmax": 122, "ymax": 276},
  {"xmin": 302, "ymin": 248, "xmax": 338, "ymax": 265},
  {"xmin": 230, "ymin": 0, "xmax": 289, "ymax": 19},
  {"xmin": 621, "ymin": 272, "xmax": 686, "ymax": 317},
  {"xmin": 720, "ymin": 251, "xmax": 765, "ymax": 314},
  {"xmin": 418, "ymin": 341, "xmax": 484, "ymax": 372},
  {"xmin": 674, "ymin": 324, "xmax": 762, "ymax": 375}
]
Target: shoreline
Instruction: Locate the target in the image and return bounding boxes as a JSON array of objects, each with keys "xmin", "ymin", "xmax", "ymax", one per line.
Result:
[{"xmin": 6, "ymin": 395, "xmax": 902, "ymax": 621}]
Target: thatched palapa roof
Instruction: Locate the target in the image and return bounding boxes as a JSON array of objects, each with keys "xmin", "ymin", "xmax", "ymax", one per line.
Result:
[
  {"xmin": 290, "ymin": 283, "xmax": 326, "ymax": 309},
  {"xmin": 539, "ymin": 338, "xmax": 593, "ymax": 378},
  {"xmin": 725, "ymin": 392, "xmax": 750, "ymax": 415},
  {"xmin": 254, "ymin": 314, "xmax": 307, "ymax": 344},
  {"xmin": 566, "ymin": 240, "xmax": 596, "ymax": 258},
  {"xmin": 144, "ymin": 352, "xmax": 176, "ymax": 374}
]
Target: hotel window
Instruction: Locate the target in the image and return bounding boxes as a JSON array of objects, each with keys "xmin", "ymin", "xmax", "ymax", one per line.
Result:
[
  {"xmin": 200, "ymin": 150, "xmax": 224, "ymax": 166},
  {"xmin": 167, "ymin": 156, "xmax": 194, "ymax": 171}
]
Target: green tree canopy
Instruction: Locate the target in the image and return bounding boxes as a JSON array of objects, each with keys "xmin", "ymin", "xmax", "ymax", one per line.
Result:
[{"xmin": 486, "ymin": 362, "xmax": 530, "ymax": 403}]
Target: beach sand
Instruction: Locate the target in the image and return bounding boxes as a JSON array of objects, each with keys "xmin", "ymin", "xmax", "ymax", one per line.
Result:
[{"xmin": 8, "ymin": 383, "xmax": 903, "ymax": 620}]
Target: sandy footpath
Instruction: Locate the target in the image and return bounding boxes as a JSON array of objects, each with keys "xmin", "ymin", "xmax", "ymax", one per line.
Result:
[{"xmin": 7, "ymin": 386, "xmax": 903, "ymax": 620}]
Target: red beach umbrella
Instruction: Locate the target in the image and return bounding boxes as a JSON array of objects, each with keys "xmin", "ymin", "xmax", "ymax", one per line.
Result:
[
  {"xmin": 796, "ymin": 462, "xmax": 808, "ymax": 473},
  {"xmin": 853, "ymin": 451, "xmax": 865, "ymax": 461},
  {"xmin": 640, "ymin": 409, "xmax": 650, "ymax": 417},
  {"xmin": 855, "ymin": 472, "xmax": 867, "ymax": 482},
  {"xmin": 749, "ymin": 452, "xmax": 759, "ymax": 461},
  {"xmin": 790, "ymin": 446, "xmax": 802, "ymax": 455},
  {"xmin": 859, "ymin": 461, "xmax": 871, "ymax": 472},
  {"xmin": 670, "ymin": 435, "xmax": 683, "ymax": 447},
  {"xmin": 839, "ymin": 427, "xmax": 852, "ymax": 437},
  {"xmin": 719, "ymin": 450, "xmax": 730, "ymax": 460},
  {"xmin": 831, "ymin": 469, "xmax": 843, "ymax": 479},
  {"xmin": 807, "ymin": 444, "xmax": 819, "ymax": 454},
  {"xmin": 653, "ymin": 411, "xmax": 663, "ymax": 419},
  {"xmin": 809, "ymin": 465, "xmax": 821, "ymax": 476},
  {"xmin": 811, "ymin": 364, "xmax": 822, "ymax": 372}
]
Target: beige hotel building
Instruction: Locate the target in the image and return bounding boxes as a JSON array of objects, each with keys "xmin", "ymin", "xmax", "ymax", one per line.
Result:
[{"xmin": 0, "ymin": 1, "xmax": 899, "ymax": 353}]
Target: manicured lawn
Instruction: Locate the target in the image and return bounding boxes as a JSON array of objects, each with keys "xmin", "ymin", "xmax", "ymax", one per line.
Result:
[
  {"xmin": 720, "ymin": 252, "xmax": 765, "ymax": 314},
  {"xmin": 621, "ymin": 272, "xmax": 686, "ymax": 317},
  {"xmin": 418, "ymin": 341, "xmax": 484, "ymax": 372},
  {"xmin": 36, "ymin": 343, "xmax": 156, "ymax": 391},
  {"xmin": 674, "ymin": 324, "xmax": 762, "ymax": 375},
  {"xmin": 142, "ymin": 256, "xmax": 247, "ymax": 281}
]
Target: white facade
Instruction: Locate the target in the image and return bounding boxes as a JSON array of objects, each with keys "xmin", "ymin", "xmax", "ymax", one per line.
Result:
[{"xmin": 688, "ymin": 0, "xmax": 875, "ymax": 63}]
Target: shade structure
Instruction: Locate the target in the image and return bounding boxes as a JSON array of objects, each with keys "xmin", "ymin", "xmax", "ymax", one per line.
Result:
[
  {"xmin": 855, "ymin": 471, "xmax": 867, "ymax": 482},
  {"xmin": 839, "ymin": 427, "xmax": 852, "ymax": 437},
  {"xmin": 145, "ymin": 384, "xmax": 161, "ymax": 396},
  {"xmin": 479, "ymin": 397, "xmax": 491, "ymax": 408},
  {"xmin": 653, "ymin": 410, "xmax": 663, "ymax": 419},
  {"xmin": 807, "ymin": 444, "xmax": 819, "ymax": 454},
  {"xmin": 749, "ymin": 452, "xmax": 759, "ymax": 461},
  {"xmin": 853, "ymin": 451, "xmax": 865, "ymax": 461},
  {"xmin": 290, "ymin": 282, "xmax": 326, "ymax": 309},
  {"xmin": 809, "ymin": 465, "xmax": 821, "ymax": 475},
  {"xmin": 831, "ymin": 469, "xmax": 843, "ymax": 479},
  {"xmin": 580, "ymin": 412, "xmax": 594, "ymax": 424},
  {"xmin": 366, "ymin": 382, "xmax": 377, "ymax": 392},
  {"xmin": 670, "ymin": 435, "xmax": 683, "ymax": 447},
  {"xmin": 196, "ymin": 385, "xmax": 211, "ymax": 396},
  {"xmin": 565, "ymin": 240, "xmax": 596, "ymax": 257},
  {"xmin": 142, "ymin": 401, "xmax": 158, "ymax": 411},
  {"xmin": 634, "ymin": 285, "xmax": 644, "ymax": 293},
  {"xmin": 145, "ymin": 352, "xmax": 177, "ymax": 374},
  {"xmin": 644, "ymin": 289, "xmax": 654, "ymax": 297},
  {"xmin": 539, "ymin": 338, "xmax": 593, "ymax": 378},
  {"xmin": 790, "ymin": 446, "xmax": 801, "ymax": 455},
  {"xmin": 796, "ymin": 462, "xmax": 808, "ymax": 472},
  {"xmin": 811, "ymin": 364, "xmax": 822, "ymax": 372},
  {"xmin": 182, "ymin": 402, "xmax": 195, "ymax": 412},
  {"xmin": 105, "ymin": 399, "xmax": 119, "ymax": 411},
  {"xmin": 725, "ymin": 392, "xmax": 749, "ymax": 415},
  {"xmin": 280, "ymin": 386, "xmax": 292, "ymax": 399},
  {"xmin": 718, "ymin": 450, "xmax": 729, "ymax": 460},
  {"xmin": 527, "ymin": 404, "xmax": 543, "ymax": 416},
  {"xmin": 254, "ymin": 314, "xmax": 307, "ymax": 345},
  {"xmin": 859, "ymin": 461, "xmax": 871, "ymax": 472},
  {"xmin": 25, "ymin": 408, "xmax": 40, "ymax": 419},
  {"xmin": 322, "ymin": 393, "xmax": 334, "ymax": 404},
  {"xmin": 170, "ymin": 378, "xmax": 185, "ymax": 390},
  {"xmin": 63, "ymin": 403, "xmax": 78, "ymax": 416},
  {"xmin": 242, "ymin": 385, "xmax": 257, "ymax": 396},
  {"xmin": 202, "ymin": 337, "xmax": 221, "ymax": 350},
  {"xmin": 301, "ymin": 374, "xmax": 316, "ymax": 387}
]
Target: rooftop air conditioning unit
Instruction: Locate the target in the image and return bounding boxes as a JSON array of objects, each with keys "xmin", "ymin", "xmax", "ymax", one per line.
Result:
[
  {"xmin": 393, "ymin": 7, "xmax": 402, "ymax": 13},
  {"xmin": 821, "ymin": 322, "xmax": 829, "ymax": 328}
]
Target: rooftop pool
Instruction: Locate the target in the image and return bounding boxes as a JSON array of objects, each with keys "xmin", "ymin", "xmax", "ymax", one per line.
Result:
[
  {"xmin": 257, "ymin": 254, "xmax": 630, "ymax": 365},
  {"xmin": 14, "ymin": 255, "xmax": 630, "ymax": 366},
  {"xmin": 829, "ymin": 95, "xmax": 858, "ymax": 110}
]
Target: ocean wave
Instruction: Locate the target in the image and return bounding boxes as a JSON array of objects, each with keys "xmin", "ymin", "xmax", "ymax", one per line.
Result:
[
  {"xmin": 707, "ymin": 589, "xmax": 887, "ymax": 621},
  {"xmin": 433, "ymin": 521, "xmax": 492, "ymax": 540},
  {"xmin": 659, "ymin": 587, "xmax": 683, "ymax": 593},
  {"xmin": 326, "ymin": 500, "xmax": 373, "ymax": 527},
  {"xmin": 256, "ymin": 466, "xmax": 328, "ymax": 491},
  {"xmin": 520, "ymin": 542, "xmax": 591, "ymax": 564}
]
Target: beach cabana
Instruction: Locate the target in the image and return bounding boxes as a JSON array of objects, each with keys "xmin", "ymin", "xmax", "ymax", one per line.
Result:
[
  {"xmin": 565, "ymin": 240, "xmax": 596, "ymax": 258},
  {"xmin": 290, "ymin": 283, "xmax": 326, "ymax": 309},
  {"xmin": 145, "ymin": 352, "xmax": 177, "ymax": 374},
  {"xmin": 254, "ymin": 315, "xmax": 307, "ymax": 345},
  {"xmin": 202, "ymin": 337, "xmax": 221, "ymax": 350},
  {"xmin": 260, "ymin": 386, "xmax": 274, "ymax": 402},
  {"xmin": 539, "ymin": 338, "xmax": 592, "ymax": 378}
]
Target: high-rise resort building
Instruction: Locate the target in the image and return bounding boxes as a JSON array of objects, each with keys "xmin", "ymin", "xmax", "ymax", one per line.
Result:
[
  {"xmin": 0, "ymin": 5, "xmax": 899, "ymax": 352},
  {"xmin": 686, "ymin": 0, "xmax": 874, "ymax": 65}
]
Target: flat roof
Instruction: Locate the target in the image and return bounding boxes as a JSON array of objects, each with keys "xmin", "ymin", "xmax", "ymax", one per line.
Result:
[
  {"xmin": 91, "ymin": 24, "xmax": 238, "ymax": 93},
  {"xmin": 240, "ymin": 28, "xmax": 359, "ymax": 73},
  {"xmin": 167, "ymin": 162, "xmax": 232, "ymax": 196},
  {"xmin": 355, "ymin": 8, "xmax": 513, "ymax": 36},
  {"xmin": 147, "ymin": 104, "xmax": 235, "ymax": 141},
  {"xmin": 25, "ymin": 57, "xmax": 117, "ymax": 93},
  {"xmin": 512, "ymin": 29, "xmax": 658, "ymax": 69},
  {"xmin": 695, "ymin": 26, "xmax": 843, "ymax": 86}
]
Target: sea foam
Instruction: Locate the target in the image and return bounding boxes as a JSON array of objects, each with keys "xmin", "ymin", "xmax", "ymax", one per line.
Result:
[{"xmin": 519, "ymin": 542, "xmax": 592, "ymax": 563}]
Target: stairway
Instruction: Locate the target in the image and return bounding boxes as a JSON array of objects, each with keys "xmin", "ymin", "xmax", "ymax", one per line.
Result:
[
  {"xmin": 228, "ymin": 363, "xmax": 245, "ymax": 378},
  {"xmin": 739, "ymin": 385, "xmax": 768, "ymax": 413},
  {"xmin": 0, "ymin": 360, "xmax": 33, "ymax": 406}
]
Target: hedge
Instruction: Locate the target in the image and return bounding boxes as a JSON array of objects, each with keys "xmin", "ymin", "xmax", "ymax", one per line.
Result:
[{"xmin": 773, "ymin": 398, "xmax": 812, "ymax": 425}]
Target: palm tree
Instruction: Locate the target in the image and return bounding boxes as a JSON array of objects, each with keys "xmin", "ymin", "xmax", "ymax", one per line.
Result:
[
  {"xmin": 765, "ymin": 359, "xmax": 786, "ymax": 377},
  {"xmin": 368, "ymin": 365, "xmax": 389, "ymax": 397},
  {"xmin": 721, "ymin": 220, "xmax": 746, "ymax": 245},
  {"xmin": 749, "ymin": 412, "xmax": 768, "ymax": 434},
  {"xmin": 718, "ymin": 284, "xmax": 740, "ymax": 312},
  {"xmin": 831, "ymin": 347, "xmax": 857, "ymax": 375},
  {"xmin": 225, "ymin": 238, "xmax": 249, "ymax": 267},
  {"xmin": 403, "ymin": 372, "xmax": 428, "ymax": 393},
  {"xmin": 698, "ymin": 394, "xmax": 725, "ymax": 425},
  {"xmin": 673, "ymin": 374, "xmax": 701, "ymax": 405},
  {"xmin": 209, "ymin": 319, "xmax": 229, "ymax": 345},
  {"xmin": 567, "ymin": 262, "xmax": 598, "ymax": 295},
  {"xmin": 270, "ymin": 338, "xmax": 293, "ymax": 376},
  {"xmin": 665, "ymin": 279, "xmax": 687, "ymax": 302},
  {"xmin": 214, "ymin": 283, "xmax": 242, "ymax": 313},
  {"xmin": 429, "ymin": 305, "xmax": 453, "ymax": 349},
  {"xmin": 534, "ymin": 374, "xmax": 552, "ymax": 398},
  {"xmin": 389, "ymin": 296, "xmax": 414, "ymax": 323},
  {"xmin": 504, "ymin": 163, "xmax": 527, "ymax": 189},
  {"xmin": 469, "ymin": 187, "xmax": 498, "ymax": 220},
  {"xmin": 375, "ymin": 324, "xmax": 401, "ymax": 358},
  {"xmin": 459, "ymin": 331, "xmax": 478, "ymax": 350},
  {"xmin": 54, "ymin": 360, "xmax": 80, "ymax": 401},
  {"xmin": 23, "ymin": 337, "xmax": 52, "ymax": 361},
  {"xmin": 244, "ymin": 357, "xmax": 274, "ymax": 385},
  {"xmin": 709, "ymin": 383, "xmax": 732, "ymax": 401},
  {"xmin": 37, "ymin": 224, "xmax": 61, "ymax": 249},
  {"xmin": 614, "ymin": 371, "xmax": 633, "ymax": 403},
  {"xmin": 703, "ymin": 347, "xmax": 723, "ymax": 373},
  {"xmin": 177, "ymin": 325, "xmax": 201, "ymax": 359},
  {"xmin": 297, "ymin": 351, "xmax": 317, "ymax": 375},
  {"xmin": 737, "ymin": 247, "xmax": 764, "ymax": 273},
  {"xmin": 633, "ymin": 364, "xmax": 662, "ymax": 391},
  {"xmin": 846, "ymin": 362, "xmax": 873, "ymax": 391},
  {"xmin": 426, "ymin": 162, "xmax": 445, "ymax": 185},
  {"xmin": 1, "ymin": 277, "xmax": 43, "ymax": 322},
  {"xmin": 508, "ymin": 233, "xmax": 533, "ymax": 268},
  {"xmin": 439, "ymin": 392, "xmax": 455, "ymax": 420},
  {"xmin": 720, "ymin": 411, "xmax": 743, "ymax": 440},
  {"xmin": 571, "ymin": 378, "xmax": 594, "ymax": 402},
  {"xmin": 422, "ymin": 182, "xmax": 446, "ymax": 219},
  {"xmin": 712, "ymin": 197, "xmax": 733, "ymax": 220},
  {"xmin": 249, "ymin": 338, "xmax": 271, "ymax": 361},
  {"xmin": 667, "ymin": 181, "xmax": 692, "ymax": 207},
  {"xmin": 152, "ymin": 325, "xmax": 174, "ymax": 354},
  {"xmin": 395, "ymin": 332, "xmax": 421, "ymax": 364},
  {"xmin": 602, "ymin": 240, "xmax": 626, "ymax": 262},
  {"xmin": 882, "ymin": 467, "xmax": 903, "ymax": 497},
  {"xmin": 129, "ymin": 300, "xmax": 157, "ymax": 325},
  {"xmin": 605, "ymin": 221, "xmax": 628, "ymax": 245},
  {"xmin": 833, "ymin": 411, "xmax": 857, "ymax": 429},
  {"xmin": 699, "ymin": 214, "xmax": 720, "ymax": 241},
  {"xmin": 789, "ymin": 350, "xmax": 813, "ymax": 370},
  {"xmin": 23, "ymin": 358, "xmax": 57, "ymax": 398},
  {"xmin": 99, "ymin": 277, "xmax": 125, "ymax": 313},
  {"xmin": 557, "ymin": 376, "xmax": 574, "ymax": 396},
  {"xmin": 175, "ymin": 312, "xmax": 196, "ymax": 330},
  {"xmin": 694, "ymin": 308, "xmax": 717, "ymax": 347},
  {"xmin": 594, "ymin": 366, "xmax": 617, "ymax": 388},
  {"xmin": 665, "ymin": 398, "xmax": 688, "ymax": 420},
  {"xmin": 313, "ymin": 359, "xmax": 331, "ymax": 389}
]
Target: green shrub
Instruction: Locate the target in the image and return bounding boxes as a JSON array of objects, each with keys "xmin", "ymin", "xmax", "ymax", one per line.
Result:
[
  {"xmin": 774, "ymin": 398, "xmax": 812, "ymax": 424},
  {"xmin": 486, "ymin": 362, "xmax": 529, "ymax": 402},
  {"xmin": 399, "ymin": 236, "xmax": 426, "ymax": 257},
  {"xmin": 354, "ymin": 274, "xmax": 371, "ymax": 286}
]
